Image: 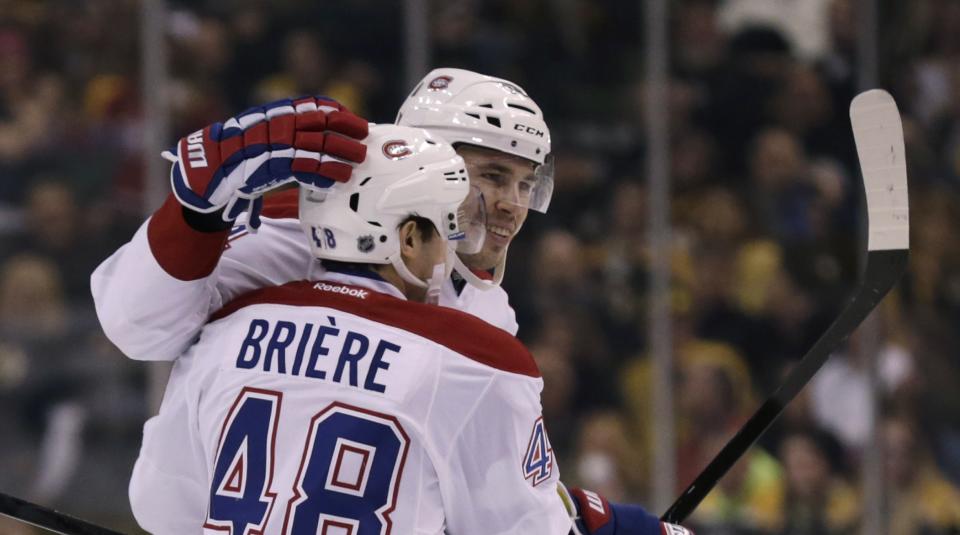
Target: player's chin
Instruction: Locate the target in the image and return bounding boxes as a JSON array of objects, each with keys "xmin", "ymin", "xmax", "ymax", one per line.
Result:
[
  {"xmin": 460, "ymin": 247, "xmax": 502, "ymax": 272},
  {"xmin": 484, "ymin": 239, "xmax": 510, "ymax": 263}
]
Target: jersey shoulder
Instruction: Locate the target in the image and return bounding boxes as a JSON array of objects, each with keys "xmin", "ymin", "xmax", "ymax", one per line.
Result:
[
  {"xmin": 459, "ymin": 282, "xmax": 518, "ymax": 335},
  {"xmin": 212, "ymin": 280, "xmax": 540, "ymax": 378}
]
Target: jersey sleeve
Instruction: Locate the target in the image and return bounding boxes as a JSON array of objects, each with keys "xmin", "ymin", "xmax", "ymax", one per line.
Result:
[
  {"xmin": 434, "ymin": 369, "xmax": 571, "ymax": 535},
  {"xmin": 91, "ymin": 193, "xmax": 313, "ymax": 361},
  {"xmin": 128, "ymin": 351, "xmax": 210, "ymax": 534},
  {"xmin": 478, "ymin": 286, "xmax": 519, "ymax": 336}
]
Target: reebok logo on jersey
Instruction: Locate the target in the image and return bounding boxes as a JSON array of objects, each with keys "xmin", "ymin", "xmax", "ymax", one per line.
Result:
[
  {"xmin": 186, "ymin": 129, "xmax": 208, "ymax": 169},
  {"xmin": 313, "ymin": 282, "xmax": 369, "ymax": 299}
]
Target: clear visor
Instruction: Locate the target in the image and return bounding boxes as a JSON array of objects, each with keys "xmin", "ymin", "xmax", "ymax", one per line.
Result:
[
  {"xmin": 508, "ymin": 154, "xmax": 554, "ymax": 214},
  {"xmin": 452, "ymin": 185, "xmax": 486, "ymax": 254},
  {"xmin": 483, "ymin": 153, "xmax": 555, "ymax": 214},
  {"xmin": 528, "ymin": 153, "xmax": 555, "ymax": 213}
]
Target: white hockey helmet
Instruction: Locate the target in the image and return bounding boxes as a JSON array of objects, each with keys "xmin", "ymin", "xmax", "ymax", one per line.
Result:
[
  {"xmin": 396, "ymin": 67, "xmax": 554, "ymax": 213},
  {"xmin": 299, "ymin": 124, "xmax": 478, "ymax": 290}
]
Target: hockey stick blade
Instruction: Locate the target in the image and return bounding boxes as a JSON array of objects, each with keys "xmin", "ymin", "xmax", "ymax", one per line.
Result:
[
  {"xmin": 661, "ymin": 89, "xmax": 909, "ymax": 524},
  {"xmin": 0, "ymin": 491, "xmax": 126, "ymax": 535}
]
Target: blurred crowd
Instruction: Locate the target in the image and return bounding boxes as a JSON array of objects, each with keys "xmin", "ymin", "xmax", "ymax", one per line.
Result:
[{"xmin": 1, "ymin": 0, "xmax": 959, "ymax": 534}]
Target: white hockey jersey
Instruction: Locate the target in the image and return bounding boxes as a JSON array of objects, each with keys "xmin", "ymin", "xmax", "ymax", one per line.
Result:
[
  {"xmin": 129, "ymin": 270, "xmax": 570, "ymax": 535},
  {"xmin": 91, "ymin": 191, "xmax": 519, "ymax": 363}
]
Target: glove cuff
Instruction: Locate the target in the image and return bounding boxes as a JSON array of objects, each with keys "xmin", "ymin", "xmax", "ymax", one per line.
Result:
[
  {"xmin": 569, "ymin": 488, "xmax": 615, "ymax": 534},
  {"xmin": 147, "ymin": 194, "xmax": 231, "ymax": 281},
  {"xmin": 181, "ymin": 206, "xmax": 233, "ymax": 233},
  {"xmin": 609, "ymin": 502, "xmax": 661, "ymax": 535},
  {"xmin": 568, "ymin": 487, "xmax": 666, "ymax": 535}
]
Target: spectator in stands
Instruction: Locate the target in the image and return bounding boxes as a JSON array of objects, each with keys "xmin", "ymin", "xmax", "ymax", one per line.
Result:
[
  {"xmin": 884, "ymin": 414, "xmax": 960, "ymax": 535},
  {"xmin": 776, "ymin": 427, "xmax": 859, "ymax": 535},
  {"xmin": 255, "ymin": 29, "xmax": 331, "ymax": 102},
  {"xmin": 4, "ymin": 180, "xmax": 104, "ymax": 301},
  {"xmin": 570, "ymin": 409, "xmax": 645, "ymax": 502},
  {"xmin": 0, "ymin": 29, "xmax": 63, "ymax": 168},
  {"xmin": 0, "ymin": 254, "xmax": 79, "ymax": 501},
  {"xmin": 530, "ymin": 340, "xmax": 578, "ymax": 455},
  {"xmin": 676, "ymin": 340, "xmax": 786, "ymax": 534},
  {"xmin": 745, "ymin": 127, "xmax": 816, "ymax": 243},
  {"xmin": 810, "ymin": 314, "xmax": 914, "ymax": 452}
]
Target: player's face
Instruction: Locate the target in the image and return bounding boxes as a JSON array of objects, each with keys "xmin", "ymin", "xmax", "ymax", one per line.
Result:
[{"xmin": 455, "ymin": 145, "xmax": 537, "ymax": 271}]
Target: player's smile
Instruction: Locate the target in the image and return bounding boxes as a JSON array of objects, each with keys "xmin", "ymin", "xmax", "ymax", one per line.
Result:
[{"xmin": 486, "ymin": 222, "xmax": 516, "ymax": 245}]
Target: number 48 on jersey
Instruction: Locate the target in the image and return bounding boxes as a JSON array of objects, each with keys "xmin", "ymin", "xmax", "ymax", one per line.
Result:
[{"xmin": 204, "ymin": 388, "xmax": 410, "ymax": 535}]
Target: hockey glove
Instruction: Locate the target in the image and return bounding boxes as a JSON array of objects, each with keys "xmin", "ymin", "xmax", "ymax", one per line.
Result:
[
  {"xmin": 163, "ymin": 96, "xmax": 368, "ymax": 230},
  {"xmin": 560, "ymin": 485, "xmax": 694, "ymax": 535}
]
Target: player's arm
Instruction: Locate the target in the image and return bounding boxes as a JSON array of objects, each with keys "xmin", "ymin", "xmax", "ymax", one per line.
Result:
[
  {"xmin": 91, "ymin": 97, "xmax": 367, "ymax": 361},
  {"xmin": 558, "ymin": 484, "xmax": 694, "ymax": 535},
  {"xmin": 431, "ymin": 360, "xmax": 692, "ymax": 535},
  {"xmin": 432, "ymin": 367, "xmax": 571, "ymax": 535}
]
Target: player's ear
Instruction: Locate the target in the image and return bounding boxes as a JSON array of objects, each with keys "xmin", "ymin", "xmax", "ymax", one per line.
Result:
[{"xmin": 399, "ymin": 219, "xmax": 420, "ymax": 256}]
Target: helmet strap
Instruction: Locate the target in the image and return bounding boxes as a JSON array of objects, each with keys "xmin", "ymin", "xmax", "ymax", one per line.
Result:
[
  {"xmin": 452, "ymin": 254, "xmax": 497, "ymax": 291},
  {"xmin": 388, "ymin": 251, "xmax": 451, "ymax": 304},
  {"xmin": 425, "ymin": 263, "xmax": 445, "ymax": 305},
  {"xmin": 492, "ymin": 244, "xmax": 508, "ymax": 286},
  {"xmin": 390, "ymin": 251, "xmax": 429, "ymax": 290}
]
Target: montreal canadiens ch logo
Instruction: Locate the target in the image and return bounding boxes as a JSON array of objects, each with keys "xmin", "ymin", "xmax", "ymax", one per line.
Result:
[
  {"xmin": 382, "ymin": 140, "xmax": 412, "ymax": 159},
  {"xmin": 428, "ymin": 75, "xmax": 453, "ymax": 90}
]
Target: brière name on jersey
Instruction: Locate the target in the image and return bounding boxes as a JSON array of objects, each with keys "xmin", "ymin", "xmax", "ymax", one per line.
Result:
[{"xmin": 233, "ymin": 315, "xmax": 401, "ymax": 394}]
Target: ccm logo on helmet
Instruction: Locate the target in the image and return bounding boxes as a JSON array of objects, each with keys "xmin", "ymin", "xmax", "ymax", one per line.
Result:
[
  {"xmin": 382, "ymin": 140, "xmax": 413, "ymax": 159},
  {"xmin": 428, "ymin": 76, "xmax": 453, "ymax": 90},
  {"xmin": 514, "ymin": 124, "xmax": 545, "ymax": 138},
  {"xmin": 313, "ymin": 282, "xmax": 369, "ymax": 299}
]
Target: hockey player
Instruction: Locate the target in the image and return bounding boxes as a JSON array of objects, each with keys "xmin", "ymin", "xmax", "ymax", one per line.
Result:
[
  {"xmin": 123, "ymin": 123, "xmax": 690, "ymax": 535},
  {"xmin": 91, "ymin": 69, "xmax": 548, "ymax": 362},
  {"xmin": 91, "ymin": 77, "xmax": 693, "ymax": 533}
]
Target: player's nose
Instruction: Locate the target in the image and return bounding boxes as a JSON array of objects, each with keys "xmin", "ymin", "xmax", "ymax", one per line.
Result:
[
  {"xmin": 493, "ymin": 187, "xmax": 523, "ymax": 213},
  {"xmin": 493, "ymin": 195, "xmax": 521, "ymax": 218}
]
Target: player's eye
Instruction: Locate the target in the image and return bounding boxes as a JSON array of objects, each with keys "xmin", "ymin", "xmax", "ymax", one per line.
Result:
[{"xmin": 480, "ymin": 172, "xmax": 505, "ymax": 185}]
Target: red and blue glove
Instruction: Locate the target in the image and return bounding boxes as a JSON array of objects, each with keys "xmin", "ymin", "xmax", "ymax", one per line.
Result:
[
  {"xmin": 562, "ymin": 486, "xmax": 694, "ymax": 535},
  {"xmin": 163, "ymin": 96, "xmax": 368, "ymax": 230}
]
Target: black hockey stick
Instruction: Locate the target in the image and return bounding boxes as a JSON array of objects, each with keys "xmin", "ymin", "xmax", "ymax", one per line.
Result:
[
  {"xmin": 0, "ymin": 491, "xmax": 126, "ymax": 535},
  {"xmin": 662, "ymin": 89, "xmax": 911, "ymax": 524}
]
